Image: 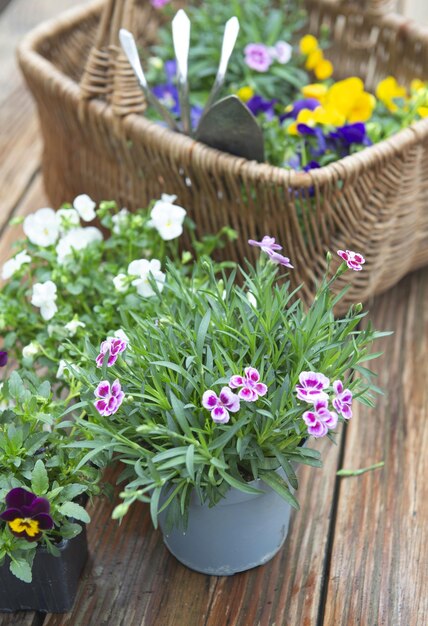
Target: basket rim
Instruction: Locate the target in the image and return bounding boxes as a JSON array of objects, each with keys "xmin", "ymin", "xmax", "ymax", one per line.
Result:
[{"xmin": 17, "ymin": 0, "xmax": 428, "ymax": 189}]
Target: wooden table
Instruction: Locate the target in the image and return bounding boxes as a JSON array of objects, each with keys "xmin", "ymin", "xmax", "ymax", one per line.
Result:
[{"xmin": 0, "ymin": 1, "xmax": 427, "ymax": 624}]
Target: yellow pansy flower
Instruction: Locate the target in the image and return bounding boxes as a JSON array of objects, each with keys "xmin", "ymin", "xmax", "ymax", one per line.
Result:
[
  {"xmin": 236, "ymin": 86, "xmax": 254, "ymax": 103},
  {"xmin": 347, "ymin": 92, "xmax": 376, "ymax": 123},
  {"xmin": 305, "ymin": 48, "xmax": 323, "ymax": 71},
  {"xmin": 418, "ymin": 106, "xmax": 428, "ymax": 118},
  {"xmin": 287, "ymin": 121, "xmax": 299, "ymax": 135},
  {"xmin": 299, "ymin": 34, "xmax": 319, "ymax": 56},
  {"xmin": 313, "ymin": 106, "xmax": 346, "ymax": 126},
  {"xmin": 411, "ymin": 79, "xmax": 425, "ymax": 93},
  {"xmin": 296, "ymin": 109, "xmax": 318, "ymax": 126},
  {"xmin": 314, "ymin": 59, "xmax": 334, "ymax": 80},
  {"xmin": 323, "ymin": 77, "xmax": 374, "ymax": 123},
  {"xmin": 376, "ymin": 76, "xmax": 407, "ymax": 112},
  {"xmin": 301, "ymin": 83, "xmax": 328, "ymax": 101}
]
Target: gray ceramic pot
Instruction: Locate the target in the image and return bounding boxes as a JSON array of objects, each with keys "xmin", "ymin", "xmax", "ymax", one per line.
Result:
[{"xmin": 159, "ymin": 471, "xmax": 293, "ymax": 576}]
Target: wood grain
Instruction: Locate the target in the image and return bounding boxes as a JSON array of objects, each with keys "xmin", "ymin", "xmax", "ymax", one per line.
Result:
[
  {"xmin": 43, "ymin": 438, "xmax": 342, "ymax": 626},
  {"xmin": 322, "ymin": 267, "xmax": 428, "ymax": 626}
]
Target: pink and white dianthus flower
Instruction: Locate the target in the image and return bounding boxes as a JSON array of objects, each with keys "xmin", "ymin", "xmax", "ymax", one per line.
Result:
[
  {"xmin": 202, "ymin": 387, "xmax": 240, "ymax": 424},
  {"xmin": 96, "ymin": 336, "xmax": 128, "ymax": 368},
  {"xmin": 94, "ymin": 379, "xmax": 124, "ymax": 416},
  {"xmin": 302, "ymin": 398, "xmax": 338, "ymax": 438},
  {"xmin": 151, "ymin": 0, "xmax": 170, "ymax": 7},
  {"xmin": 229, "ymin": 367, "xmax": 267, "ymax": 402},
  {"xmin": 295, "ymin": 371, "xmax": 330, "ymax": 403},
  {"xmin": 244, "ymin": 44, "xmax": 272, "ymax": 73},
  {"xmin": 248, "ymin": 236, "xmax": 293, "ymax": 268},
  {"xmin": 337, "ymin": 249, "xmax": 365, "ymax": 271},
  {"xmin": 332, "ymin": 380, "xmax": 353, "ymax": 419}
]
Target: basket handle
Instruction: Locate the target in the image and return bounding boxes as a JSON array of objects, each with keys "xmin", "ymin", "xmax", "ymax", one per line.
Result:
[{"xmin": 79, "ymin": 0, "xmax": 149, "ymax": 116}]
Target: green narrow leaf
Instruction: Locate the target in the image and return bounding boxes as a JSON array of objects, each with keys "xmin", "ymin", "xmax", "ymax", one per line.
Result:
[
  {"xmin": 150, "ymin": 487, "xmax": 162, "ymax": 529},
  {"xmin": 196, "ymin": 309, "xmax": 211, "ymax": 361},
  {"xmin": 58, "ymin": 502, "xmax": 90, "ymax": 523},
  {"xmin": 185, "ymin": 444, "xmax": 195, "ymax": 480},
  {"xmin": 169, "ymin": 392, "xmax": 192, "ymax": 437},
  {"xmin": 217, "ymin": 469, "xmax": 263, "ymax": 495},
  {"xmin": 260, "ymin": 471, "xmax": 300, "ymax": 510},
  {"xmin": 31, "ymin": 459, "xmax": 49, "ymax": 495}
]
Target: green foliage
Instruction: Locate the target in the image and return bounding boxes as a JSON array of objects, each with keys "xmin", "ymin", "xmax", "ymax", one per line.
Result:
[
  {"xmin": 74, "ymin": 253, "xmax": 386, "ymax": 529},
  {"xmin": 0, "ymin": 200, "xmax": 235, "ymax": 394},
  {"xmin": 0, "ymin": 372, "xmax": 106, "ymax": 583}
]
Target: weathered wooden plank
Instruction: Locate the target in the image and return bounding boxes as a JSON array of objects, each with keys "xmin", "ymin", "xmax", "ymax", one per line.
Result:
[
  {"xmin": 322, "ymin": 267, "xmax": 428, "ymax": 626},
  {"xmin": 0, "ymin": 614, "xmax": 42, "ymax": 626},
  {"xmin": 0, "ymin": 0, "xmax": 89, "ymax": 230},
  {"xmin": 43, "ymin": 437, "xmax": 342, "ymax": 626}
]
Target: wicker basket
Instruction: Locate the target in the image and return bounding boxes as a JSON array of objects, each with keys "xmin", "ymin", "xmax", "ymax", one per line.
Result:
[{"xmin": 17, "ymin": 0, "xmax": 428, "ymax": 309}]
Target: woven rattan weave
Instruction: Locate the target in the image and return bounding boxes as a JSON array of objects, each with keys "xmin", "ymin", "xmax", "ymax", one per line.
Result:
[{"xmin": 17, "ymin": 0, "xmax": 428, "ymax": 309}]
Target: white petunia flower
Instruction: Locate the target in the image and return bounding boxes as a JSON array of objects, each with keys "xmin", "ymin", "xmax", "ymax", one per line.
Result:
[
  {"xmin": 114, "ymin": 329, "xmax": 130, "ymax": 344},
  {"xmin": 56, "ymin": 227, "xmax": 103, "ymax": 263},
  {"xmin": 31, "ymin": 280, "xmax": 58, "ymax": 320},
  {"xmin": 57, "ymin": 360, "xmax": 81, "ymax": 380},
  {"xmin": 149, "ymin": 194, "xmax": 186, "ymax": 241},
  {"xmin": 113, "ymin": 273, "xmax": 128, "ymax": 292},
  {"xmin": 73, "ymin": 194, "xmax": 97, "ymax": 221},
  {"xmin": 2, "ymin": 250, "xmax": 31, "ymax": 280},
  {"xmin": 128, "ymin": 258, "xmax": 166, "ymax": 297},
  {"xmin": 112, "ymin": 208, "xmax": 130, "ymax": 234},
  {"xmin": 64, "ymin": 318, "xmax": 86, "ymax": 336},
  {"xmin": 22, "ymin": 342, "xmax": 39, "ymax": 359},
  {"xmin": 57, "ymin": 208, "xmax": 81, "ymax": 232},
  {"xmin": 23, "ymin": 208, "xmax": 60, "ymax": 247}
]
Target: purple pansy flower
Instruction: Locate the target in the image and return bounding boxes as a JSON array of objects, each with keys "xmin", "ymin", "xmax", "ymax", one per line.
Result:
[
  {"xmin": 164, "ymin": 59, "xmax": 177, "ymax": 84},
  {"xmin": 0, "ymin": 487, "xmax": 53, "ymax": 542},
  {"xmin": 281, "ymin": 98, "xmax": 320, "ymax": 121},
  {"xmin": 295, "ymin": 371, "xmax": 330, "ymax": 403},
  {"xmin": 332, "ymin": 380, "xmax": 353, "ymax": 419},
  {"xmin": 152, "ymin": 83, "xmax": 180, "ymax": 115},
  {"xmin": 302, "ymin": 398, "xmax": 338, "ymax": 438},
  {"xmin": 94, "ymin": 379, "xmax": 125, "ymax": 416},
  {"xmin": 0, "ymin": 351, "xmax": 8, "ymax": 367},
  {"xmin": 297, "ymin": 123, "xmax": 327, "ymax": 154},
  {"xmin": 246, "ymin": 95, "xmax": 277, "ymax": 120},
  {"xmin": 96, "ymin": 337, "xmax": 127, "ymax": 368},
  {"xmin": 303, "ymin": 160, "xmax": 321, "ymax": 172},
  {"xmin": 337, "ymin": 249, "xmax": 365, "ymax": 271},
  {"xmin": 244, "ymin": 43, "xmax": 272, "ymax": 73},
  {"xmin": 229, "ymin": 367, "xmax": 268, "ymax": 402},
  {"xmin": 329, "ymin": 123, "xmax": 371, "ymax": 147},
  {"xmin": 202, "ymin": 387, "xmax": 240, "ymax": 424}
]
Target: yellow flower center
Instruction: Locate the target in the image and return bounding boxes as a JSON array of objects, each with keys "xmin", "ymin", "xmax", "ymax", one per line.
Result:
[
  {"xmin": 9, "ymin": 517, "xmax": 40, "ymax": 537},
  {"xmin": 236, "ymin": 86, "xmax": 254, "ymax": 103}
]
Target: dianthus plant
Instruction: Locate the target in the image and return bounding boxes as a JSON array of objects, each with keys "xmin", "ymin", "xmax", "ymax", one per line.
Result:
[
  {"xmin": 0, "ymin": 370, "xmax": 106, "ymax": 583},
  {"xmin": 73, "ymin": 242, "xmax": 387, "ymax": 530},
  {"xmin": 0, "ymin": 194, "xmax": 234, "ymax": 392}
]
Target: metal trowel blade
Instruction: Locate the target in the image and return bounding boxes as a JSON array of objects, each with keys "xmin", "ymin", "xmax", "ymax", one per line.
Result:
[{"xmin": 195, "ymin": 95, "xmax": 265, "ymax": 162}]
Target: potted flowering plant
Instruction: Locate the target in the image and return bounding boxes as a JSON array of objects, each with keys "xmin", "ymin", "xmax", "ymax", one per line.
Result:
[
  {"xmin": 0, "ymin": 193, "xmax": 234, "ymax": 391},
  {"xmin": 70, "ymin": 237, "xmax": 386, "ymax": 575},
  {"xmin": 0, "ymin": 369, "xmax": 105, "ymax": 612},
  {"xmin": 146, "ymin": 0, "xmax": 428, "ymax": 170}
]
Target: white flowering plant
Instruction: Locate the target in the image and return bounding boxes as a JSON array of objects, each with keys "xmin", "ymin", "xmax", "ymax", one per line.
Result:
[
  {"xmin": 0, "ymin": 194, "xmax": 235, "ymax": 390},
  {"xmin": 69, "ymin": 238, "xmax": 388, "ymax": 530}
]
